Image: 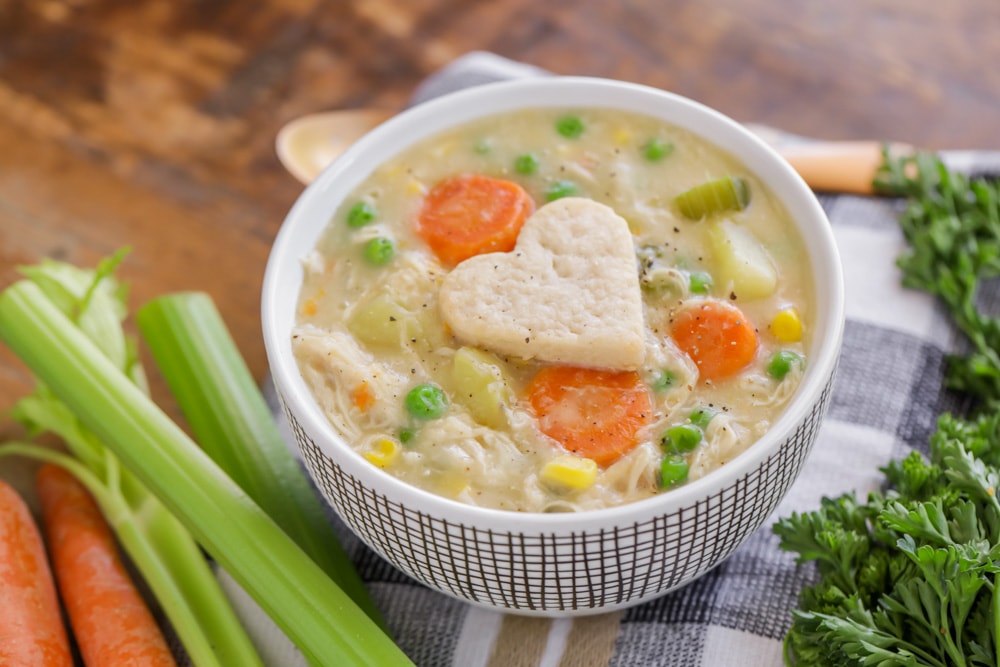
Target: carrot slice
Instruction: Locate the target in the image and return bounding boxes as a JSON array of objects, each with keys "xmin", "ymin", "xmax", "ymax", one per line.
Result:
[
  {"xmin": 527, "ymin": 366, "xmax": 653, "ymax": 467},
  {"xmin": 669, "ymin": 299, "xmax": 759, "ymax": 381},
  {"xmin": 415, "ymin": 174, "xmax": 534, "ymax": 266},
  {"xmin": 35, "ymin": 464, "xmax": 177, "ymax": 667},
  {"xmin": 0, "ymin": 478, "xmax": 73, "ymax": 667}
]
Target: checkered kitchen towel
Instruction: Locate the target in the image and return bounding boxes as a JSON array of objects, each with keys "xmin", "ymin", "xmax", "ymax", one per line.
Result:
[{"xmin": 237, "ymin": 52, "xmax": 995, "ymax": 666}]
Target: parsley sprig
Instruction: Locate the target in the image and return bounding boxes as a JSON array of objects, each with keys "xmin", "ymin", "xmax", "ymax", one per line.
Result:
[
  {"xmin": 774, "ymin": 151, "xmax": 1000, "ymax": 666},
  {"xmin": 878, "ymin": 152, "xmax": 1000, "ymax": 406}
]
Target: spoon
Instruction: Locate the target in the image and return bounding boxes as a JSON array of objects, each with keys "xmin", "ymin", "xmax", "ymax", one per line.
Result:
[
  {"xmin": 276, "ymin": 109, "xmax": 910, "ymax": 195},
  {"xmin": 275, "ymin": 108, "xmax": 394, "ymax": 185}
]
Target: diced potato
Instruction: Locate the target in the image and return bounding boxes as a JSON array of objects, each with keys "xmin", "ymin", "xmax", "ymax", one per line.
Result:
[
  {"xmin": 347, "ymin": 293, "xmax": 417, "ymax": 348},
  {"xmin": 540, "ymin": 455, "xmax": 599, "ymax": 490},
  {"xmin": 451, "ymin": 346, "xmax": 514, "ymax": 429},
  {"xmin": 707, "ymin": 219, "xmax": 777, "ymax": 300}
]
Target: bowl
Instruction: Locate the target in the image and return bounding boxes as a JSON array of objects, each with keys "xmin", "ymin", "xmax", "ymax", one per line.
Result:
[{"xmin": 262, "ymin": 77, "xmax": 844, "ymax": 616}]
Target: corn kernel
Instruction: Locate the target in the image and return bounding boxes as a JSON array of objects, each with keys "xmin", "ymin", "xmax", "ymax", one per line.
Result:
[
  {"xmin": 613, "ymin": 127, "xmax": 632, "ymax": 145},
  {"xmin": 771, "ymin": 307, "xmax": 803, "ymax": 342},
  {"xmin": 363, "ymin": 438, "xmax": 399, "ymax": 468},
  {"xmin": 540, "ymin": 455, "xmax": 599, "ymax": 490},
  {"xmin": 301, "ymin": 298, "xmax": 318, "ymax": 316},
  {"xmin": 406, "ymin": 179, "xmax": 426, "ymax": 195}
]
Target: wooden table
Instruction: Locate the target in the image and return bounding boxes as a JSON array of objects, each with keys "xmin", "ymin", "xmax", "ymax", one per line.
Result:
[{"xmin": 2, "ymin": 0, "xmax": 999, "ymax": 435}]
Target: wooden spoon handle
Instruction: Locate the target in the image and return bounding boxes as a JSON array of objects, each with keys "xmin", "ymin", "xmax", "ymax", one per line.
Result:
[{"xmin": 775, "ymin": 141, "xmax": 913, "ymax": 195}]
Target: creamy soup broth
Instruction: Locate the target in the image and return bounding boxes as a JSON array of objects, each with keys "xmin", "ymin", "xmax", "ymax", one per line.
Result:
[{"xmin": 292, "ymin": 107, "xmax": 812, "ymax": 512}]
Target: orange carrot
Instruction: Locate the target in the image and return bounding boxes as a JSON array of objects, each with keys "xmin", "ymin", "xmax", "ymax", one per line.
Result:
[
  {"xmin": 351, "ymin": 381, "xmax": 376, "ymax": 413},
  {"xmin": 35, "ymin": 464, "xmax": 177, "ymax": 667},
  {"xmin": 415, "ymin": 174, "xmax": 534, "ymax": 266},
  {"xmin": 526, "ymin": 366, "xmax": 653, "ymax": 466},
  {"xmin": 669, "ymin": 299, "xmax": 759, "ymax": 381},
  {"xmin": 0, "ymin": 478, "xmax": 73, "ymax": 667}
]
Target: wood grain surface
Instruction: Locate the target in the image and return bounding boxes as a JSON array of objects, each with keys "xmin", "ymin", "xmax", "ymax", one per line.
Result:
[{"xmin": 1, "ymin": 0, "xmax": 999, "ymax": 434}]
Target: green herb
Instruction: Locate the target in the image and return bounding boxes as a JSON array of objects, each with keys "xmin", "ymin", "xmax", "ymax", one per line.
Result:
[
  {"xmin": 775, "ymin": 413, "xmax": 1000, "ymax": 667},
  {"xmin": 876, "ymin": 151, "xmax": 1000, "ymax": 407},
  {"xmin": 0, "ymin": 264, "xmax": 413, "ymax": 666},
  {"xmin": 775, "ymin": 152, "xmax": 1000, "ymax": 666}
]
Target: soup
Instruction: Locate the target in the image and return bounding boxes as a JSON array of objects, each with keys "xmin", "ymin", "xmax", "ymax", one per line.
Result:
[{"xmin": 292, "ymin": 107, "xmax": 812, "ymax": 512}]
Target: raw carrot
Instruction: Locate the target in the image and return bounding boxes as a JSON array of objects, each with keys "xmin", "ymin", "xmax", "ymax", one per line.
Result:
[
  {"xmin": 0, "ymin": 478, "xmax": 73, "ymax": 667},
  {"xmin": 35, "ymin": 464, "xmax": 177, "ymax": 667},
  {"xmin": 526, "ymin": 366, "xmax": 653, "ymax": 467},
  {"xmin": 669, "ymin": 299, "xmax": 759, "ymax": 381},
  {"xmin": 415, "ymin": 173, "xmax": 534, "ymax": 266}
]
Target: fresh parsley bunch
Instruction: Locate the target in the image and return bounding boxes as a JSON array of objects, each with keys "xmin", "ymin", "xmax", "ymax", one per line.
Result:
[
  {"xmin": 880, "ymin": 153, "xmax": 1000, "ymax": 406},
  {"xmin": 774, "ymin": 152, "xmax": 1000, "ymax": 666}
]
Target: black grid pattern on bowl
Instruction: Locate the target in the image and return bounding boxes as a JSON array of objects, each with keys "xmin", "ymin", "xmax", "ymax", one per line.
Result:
[{"xmin": 281, "ymin": 373, "xmax": 833, "ymax": 612}]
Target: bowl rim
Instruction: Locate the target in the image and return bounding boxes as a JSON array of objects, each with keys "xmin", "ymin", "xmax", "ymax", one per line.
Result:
[{"xmin": 262, "ymin": 75, "xmax": 845, "ymax": 533}]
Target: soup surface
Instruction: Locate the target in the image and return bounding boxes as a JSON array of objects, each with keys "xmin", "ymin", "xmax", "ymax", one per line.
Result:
[{"xmin": 292, "ymin": 107, "xmax": 812, "ymax": 512}]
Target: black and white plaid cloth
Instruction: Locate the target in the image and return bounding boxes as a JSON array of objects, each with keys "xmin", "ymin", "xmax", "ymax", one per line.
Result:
[{"xmin": 235, "ymin": 53, "xmax": 992, "ymax": 666}]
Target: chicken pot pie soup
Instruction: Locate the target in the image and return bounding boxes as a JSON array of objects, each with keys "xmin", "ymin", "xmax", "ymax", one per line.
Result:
[{"xmin": 292, "ymin": 107, "xmax": 812, "ymax": 513}]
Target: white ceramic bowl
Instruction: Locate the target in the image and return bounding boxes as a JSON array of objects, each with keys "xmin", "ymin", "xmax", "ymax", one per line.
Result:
[{"xmin": 262, "ymin": 77, "xmax": 844, "ymax": 616}]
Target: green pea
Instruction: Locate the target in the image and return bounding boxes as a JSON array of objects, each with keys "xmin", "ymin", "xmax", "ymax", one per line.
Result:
[
  {"xmin": 660, "ymin": 455, "xmax": 690, "ymax": 488},
  {"xmin": 689, "ymin": 406, "xmax": 718, "ymax": 430},
  {"xmin": 768, "ymin": 350, "xmax": 803, "ymax": 380},
  {"xmin": 643, "ymin": 138, "xmax": 674, "ymax": 162},
  {"xmin": 555, "ymin": 116, "xmax": 584, "ymax": 138},
  {"xmin": 661, "ymin": 424, "xmax": 702, "ymax": 454},
  {"xmin": 363, "ymin": 237, "xmax": 395, "ymax": 265},
  {"xmin": 399, "ymin": 428, "xmax": 416, "ymax": 444},
  {"xmin": 514, "ymin": 153, "xmax": 540, "ymax": 175},
  {"xmin": 651, "ymin": 369, "xmax": 677, "ymax": 393},
  {"xmin": 404, "ymin": 384, "xmax": 448, "ymax": 420},
  {"xmin": 346, "ymin": 201, "xmax": 376, "ymax": 228},
  {"xmin": 545, "ymin": 180, "xmax": 578, "ymax": 201},
  {"xmin": 689, "ymin": 271, "xmax": 713, "ymax": 294}
]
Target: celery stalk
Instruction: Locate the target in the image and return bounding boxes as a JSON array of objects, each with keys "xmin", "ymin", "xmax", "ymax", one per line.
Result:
[
  {"xmin": 7, "ymin": 259, "xmax": 262, "ymax": 667},
  {"xmin": 0, "ymin": 280, "xmax": 412, "ymax": 667},
  {"xmin": 137, "ymin": 292, "xmax": 385, "ymax": 630}
]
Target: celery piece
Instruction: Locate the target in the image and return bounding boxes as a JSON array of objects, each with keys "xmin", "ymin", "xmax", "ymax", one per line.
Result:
[
  {"xmin": 9, "ymin": 256, "xmax": 261, "ymax": 667},
  {"xmin": 0, "ymin": 281, "xmax": 413, "ymax": 667},
  {"xmin": 137, "ymin": 292, "xmax": 385, "ymax": 630},
  {"xmin": 674, "ymin": 175, "xmax": 750, "ymax": 220}
]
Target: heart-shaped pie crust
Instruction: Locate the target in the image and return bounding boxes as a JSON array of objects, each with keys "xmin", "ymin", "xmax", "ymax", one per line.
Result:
[{"xmin": 439, "ymin": 197, "xmax": 646, "ymax": 370}]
